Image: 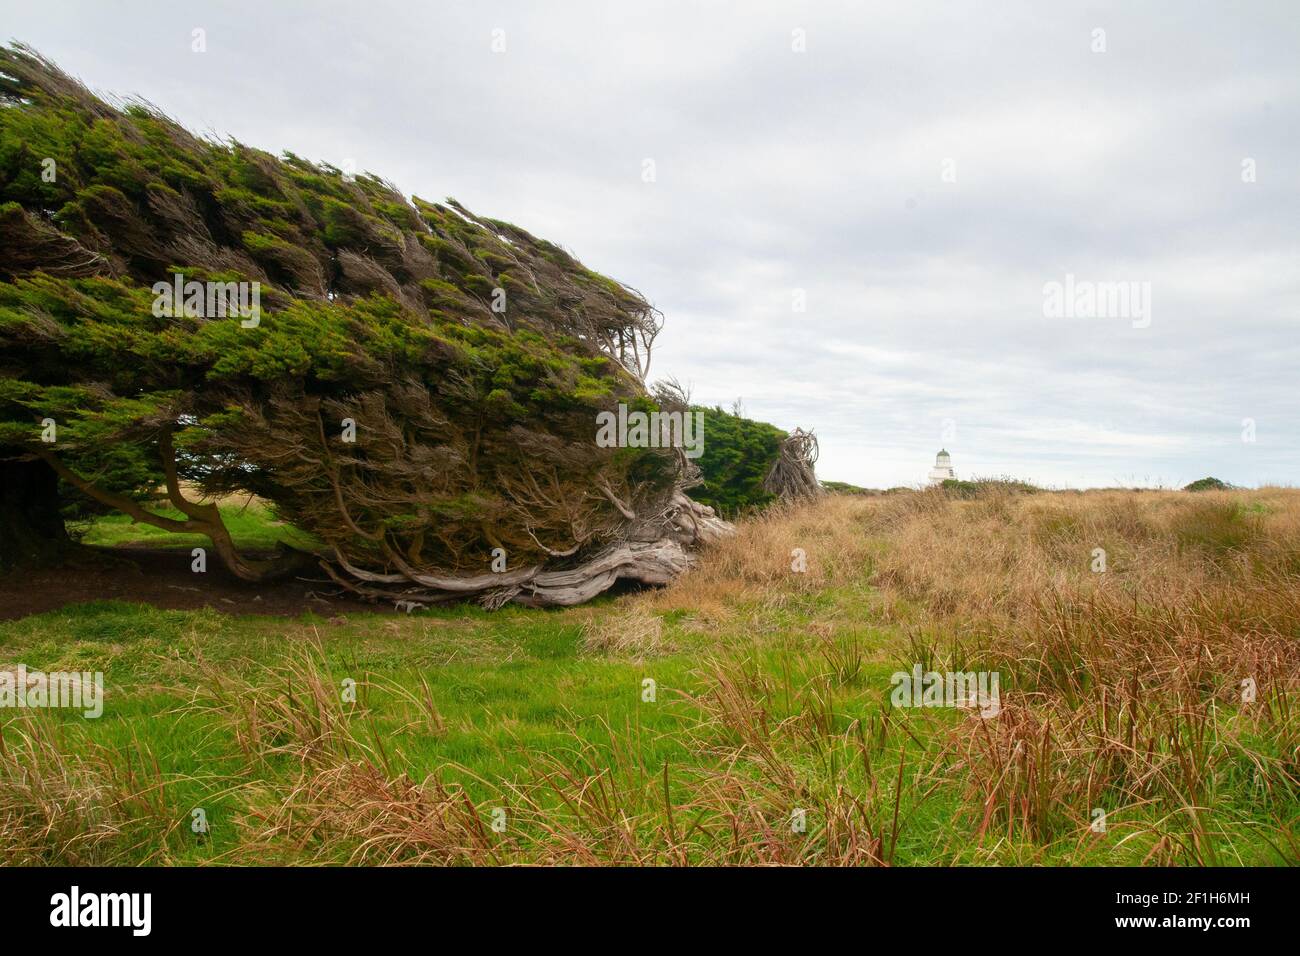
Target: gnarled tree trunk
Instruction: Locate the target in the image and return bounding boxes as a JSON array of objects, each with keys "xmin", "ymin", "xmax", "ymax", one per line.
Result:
[
  {"xmin": 322, "ymin": 491, "xmax": 732, "ymax": 609},
  {"xmin": 763, "ymin": 428, "xmax": 824, "ymax": 502}
]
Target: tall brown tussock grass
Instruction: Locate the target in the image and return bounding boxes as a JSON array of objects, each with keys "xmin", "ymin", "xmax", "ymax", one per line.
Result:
[
  {"xmin": 188, "ymin": 647, "xmax": 497, "ymax": 865},
  {"xmin": 622, "ymin": 484, "xmax": 1298, "ymax": 863},
  {"xmin": 644, "ymin": 495, "xmax": 880, "ymax": 618},
  {"xmin": 866, "ymin": 486, "xmax": 1300, "ymax": 863},
  {"xmin": 496, "ymin": 690, "xmax": 895, "ymax": 865},
  {"xmin": 0, "ymin": 715, "xmax": 174, "ymax": 864},
  {"xmin": 204, "ymin": 642, "xmax": 901, "ymax": 865},
  {"xmin": 191, "ymin": 486, "xmax": 1299, "ymax": 865}
]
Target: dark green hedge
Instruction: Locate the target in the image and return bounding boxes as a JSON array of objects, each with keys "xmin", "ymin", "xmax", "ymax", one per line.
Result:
[{"xmin": 690, "ymin": 407, "xmax": 786, "ymax": 516}]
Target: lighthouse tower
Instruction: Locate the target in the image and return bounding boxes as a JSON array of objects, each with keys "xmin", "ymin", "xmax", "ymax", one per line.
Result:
[{"xmin": 927, "ymin": 449, "xmax": 955, "ymax": 484}]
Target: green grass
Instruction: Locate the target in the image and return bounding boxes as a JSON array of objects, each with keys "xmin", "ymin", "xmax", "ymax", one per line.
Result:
[
  {"xmin": 77, "ymin": 498, "xmax": 320, "ymax": 551},
  {"xmin": 3, "ymin": 591, "xmax": 1286, "ymax": 865},
  {"xmin": 3, "ymin": 498, "xmax": 1295, "ymax": 865},
  {"xmin": 0, "ymin": 595, "xmax": 916, "ymax": 863}
]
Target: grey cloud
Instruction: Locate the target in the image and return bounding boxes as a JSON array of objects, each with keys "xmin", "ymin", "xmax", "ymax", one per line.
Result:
[{"xmin": 4, "ymin": 0, "xmax": 1295, "ymax": 487}]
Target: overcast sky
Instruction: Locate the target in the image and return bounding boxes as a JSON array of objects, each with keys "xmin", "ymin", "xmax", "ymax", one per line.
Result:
[{"xmin": 5, "ymin": 1, "xmax": 1297, "ymax": 487}]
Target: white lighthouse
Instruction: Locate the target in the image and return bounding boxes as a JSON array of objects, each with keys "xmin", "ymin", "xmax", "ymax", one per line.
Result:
[{"xmin": 927, "ymin": 449, "xmax": 955, "ymax": 484}]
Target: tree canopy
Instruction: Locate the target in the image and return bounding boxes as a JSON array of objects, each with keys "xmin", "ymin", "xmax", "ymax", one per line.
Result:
[{"xmin": 0, "ymin": 44, "xmax": 739, "ymax": 605}]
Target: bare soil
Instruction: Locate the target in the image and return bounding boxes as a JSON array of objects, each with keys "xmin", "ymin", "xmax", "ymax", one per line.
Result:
[{"xmin": 0, "ymin": 546, "xmax": 391, "ymax": 621}]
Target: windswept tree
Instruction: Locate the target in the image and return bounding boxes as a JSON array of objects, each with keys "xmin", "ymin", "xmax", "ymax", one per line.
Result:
[{"xmin": 0, "ymin": 44, "xmax": 732, "ymax": 605}]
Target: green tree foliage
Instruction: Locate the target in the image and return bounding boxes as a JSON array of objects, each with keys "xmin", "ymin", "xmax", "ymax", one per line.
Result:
[
  {"xmin": 689, "ymin": 407, "xmax": 786, "ymax": 515},
  {"xmin": 1184, "ymin": 477, "xmax": 1232, "ymax": 492},
  {"xmin": 0, "ymin": 45, "xmax": 685, "ymax": 589}
]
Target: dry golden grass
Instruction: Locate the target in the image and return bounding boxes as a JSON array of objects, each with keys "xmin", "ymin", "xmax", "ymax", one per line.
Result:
[
  {"xmin": 632, "ymin": 484, "xmax": 1300, "ymax": 864},
  {"xmin": 643, "ymin": 494, "xmax": 882, "ymax": 617},
  {"xmin": 646, "ymin": 484, "xmax": 1299, "ymax": 637},
  {"xmin": 581, "ymin": 606, "xmax": 668, "ymax": 658}
]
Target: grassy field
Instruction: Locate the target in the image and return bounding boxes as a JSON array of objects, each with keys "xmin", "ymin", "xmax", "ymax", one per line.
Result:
[
  {"xmin": 77, "ymin": 495, "xmax": 321, "ymax": 552},
  {"xmin": 2, "ymin": 487, "xmax": 1297, "ymax": 865}
]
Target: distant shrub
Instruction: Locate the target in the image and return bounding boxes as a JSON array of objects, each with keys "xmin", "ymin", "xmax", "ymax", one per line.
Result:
[
  {"xmin": 940, "ymin": 477, "xmax": 1039, "ymax": 499},
  {"xmin": 821, "ymin": 480, "xmax": 875, "ymax": 496},
  {"xmin": 1184, "ymin": 477, "xmax": 1232, "ymax": 492}
]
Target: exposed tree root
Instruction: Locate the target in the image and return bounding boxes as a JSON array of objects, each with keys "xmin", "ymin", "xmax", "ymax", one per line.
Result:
[
  {"xmin": 321, "ymin": 492, "xmax": 732, "ymax": 609},
  {"xmin": 38, "ymin": 433, "xmax": 732, "ymax": 606}
]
